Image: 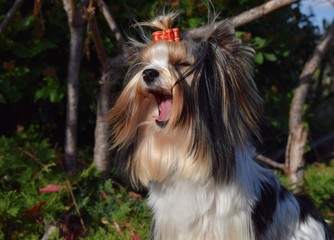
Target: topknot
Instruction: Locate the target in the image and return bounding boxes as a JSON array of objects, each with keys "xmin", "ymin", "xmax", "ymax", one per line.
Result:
[{"xmin": 137, "ymin": 11, "xmax": 180, "ymax": 31}]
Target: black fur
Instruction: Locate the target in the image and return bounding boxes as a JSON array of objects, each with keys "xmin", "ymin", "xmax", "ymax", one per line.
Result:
[
  {"xmin": 252, "ymin": 180, "xmax": 278, "ymax": 237},
  {"xmin": 296, "ymin": 196, "xmax": 333, "ymax": 240}
]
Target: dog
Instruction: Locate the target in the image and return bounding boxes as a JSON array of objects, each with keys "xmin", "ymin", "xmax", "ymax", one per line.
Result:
[{"xmin": 107, "ymin": 12, "xmax": 332, "ymax": 240}]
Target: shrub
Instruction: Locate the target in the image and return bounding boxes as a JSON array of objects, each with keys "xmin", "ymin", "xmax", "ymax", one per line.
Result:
[{"xmin": 0, "ymin": 126, "xmax": 150, "ymax": 239}]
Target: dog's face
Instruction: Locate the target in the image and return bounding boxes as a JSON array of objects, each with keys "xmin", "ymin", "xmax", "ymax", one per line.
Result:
[
  {"xmin": 135, "ymin": 41, "xmax": 191, "ymax": 129},
  {"xmin": 108, "ymin": 14, "xmax": 262, "ymax": 187}
]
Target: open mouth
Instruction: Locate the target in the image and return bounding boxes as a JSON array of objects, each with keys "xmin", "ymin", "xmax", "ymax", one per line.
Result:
[{"xmin": 150, "ymin": 91, "xmax": 172, "ymax": 127}]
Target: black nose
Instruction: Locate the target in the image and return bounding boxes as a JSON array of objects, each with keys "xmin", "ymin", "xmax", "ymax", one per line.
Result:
[{"xmin": 142, "ymin": 69, "xmax": 159, "ymax": 84}]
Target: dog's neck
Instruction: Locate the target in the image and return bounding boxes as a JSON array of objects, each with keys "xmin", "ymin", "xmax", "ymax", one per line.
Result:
[{"xmin": 147, "ymin": 148, "xmax": 263, "ymax": 240}]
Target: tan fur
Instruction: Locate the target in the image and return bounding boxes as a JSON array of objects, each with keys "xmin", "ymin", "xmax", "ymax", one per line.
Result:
[{"xmin": 108, "ymin": 40, "xmax": 212, "ymax": 187}]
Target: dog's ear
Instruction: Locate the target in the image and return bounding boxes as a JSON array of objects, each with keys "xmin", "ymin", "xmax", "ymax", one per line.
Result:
[
  {"xmin": 207, "ymin": 21, "xmax": 257, "ymax": 67},
  {"xmin": 187, "ymin": 20, "xmax": 262, "ymax": 184},
  {"xmin": 207, "ymin": 21, "xmax": 239, "ymax": 55}
]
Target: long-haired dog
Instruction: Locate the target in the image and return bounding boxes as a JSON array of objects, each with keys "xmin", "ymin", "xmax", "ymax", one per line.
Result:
[{"xmin": 108, "ymin": 12, "xmax": 332, "ymax": 240}]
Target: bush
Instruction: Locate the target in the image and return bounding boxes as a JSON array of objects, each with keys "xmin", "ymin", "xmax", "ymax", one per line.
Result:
[
  {"xmin": 304, "ymin": 161, "xmax": 334, "ymax": 229},
  {"xmin": 0, "ymin": 126, "xmax": 150, "ymax": 239}
]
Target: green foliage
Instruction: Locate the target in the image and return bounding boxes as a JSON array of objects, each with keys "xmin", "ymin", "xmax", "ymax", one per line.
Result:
[
  {"xmin": 304, "ymin": 162, "xmax": 334, "ymax": 217},
  {"xmin": 35, "ymin": 76, "xmax": 65, "ymax": 103},
  {"xmin": 0, "ymin": 64, "xmax": 30, "ymax": 103},
  {"xmin": 0, "ymin": 126, "xmax": 65, "ymax": 238},
  {"xmin": 0, "ymin": 127, "xmax": 150, "ymax": 239}
]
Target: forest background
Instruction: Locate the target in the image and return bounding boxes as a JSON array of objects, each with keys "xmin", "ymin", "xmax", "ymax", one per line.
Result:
[{"xmin": 0, "ymin": 0, "xmax": 334, "ymax": 239}]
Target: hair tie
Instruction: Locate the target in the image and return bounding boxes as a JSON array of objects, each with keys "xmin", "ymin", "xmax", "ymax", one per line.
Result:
[{"xmin": 152, "ymin": 28, "xmax": 181, "ymax": 42}]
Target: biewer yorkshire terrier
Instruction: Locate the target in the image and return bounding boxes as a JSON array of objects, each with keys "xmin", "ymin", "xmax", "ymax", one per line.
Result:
[{"xmin": 108, "ymin": 12, "xmax": 332, "ymax": 240}]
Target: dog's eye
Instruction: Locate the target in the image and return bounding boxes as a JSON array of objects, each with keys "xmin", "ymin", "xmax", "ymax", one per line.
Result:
[{"xmin": 174, "ymin": 62, "xmax": 191, "ymax": 68}]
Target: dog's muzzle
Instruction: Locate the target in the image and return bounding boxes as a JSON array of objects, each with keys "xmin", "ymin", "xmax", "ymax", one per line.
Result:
[
  {"xmin": 142, "ymin": 69, "xmax": 172, "ymax": 128},
  {"xmin": 143, "ymin": 68, "xmax": 160, "ymax": 85}
]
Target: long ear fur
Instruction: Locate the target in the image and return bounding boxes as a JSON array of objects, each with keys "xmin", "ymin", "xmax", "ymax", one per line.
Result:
[
  {"xmin": 177, "ymin": 20, "xmax": 262, "ymax": 183},
  {"xmin": 208, "ymin": 20, "xmax": 263, "ymax": 143}
]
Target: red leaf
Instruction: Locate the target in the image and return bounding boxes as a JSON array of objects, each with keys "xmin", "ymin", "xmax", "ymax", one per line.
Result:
[
  {"xmin": 25, "ymin": 201, "xmax": 45, "ymax": 216},
  {"xmin": 132, "ymin": 234, "xmax": 140, "ymax": 240},
  {"xmin": 39, "ymin": 184, "xmax": 65, "ymax": 193},
  {"xmin": 101, "ymin": 191, "xmax": 107, "ymax": 200}
]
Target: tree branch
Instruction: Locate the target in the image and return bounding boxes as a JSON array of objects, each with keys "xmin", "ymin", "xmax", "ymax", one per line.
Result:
[
  {"xmin": 289, "ymin": 22, "xmax": 334, "ymax": 130},
  {"xmin": 96, "ymin": 0, "xmax": 124, "ymax": 43},
  {"xmin": 187, "ymin": 0, "xmax": 298, "ymax": 38},
  {"xmin": 90, "ymin": 18, "xmax": 107, "ymax": 64},
  {"xmin": 231, "ymin": 0, "xmax": 298, "ymax": 27},
  {"xmin": 256, "ymin": 154, "xmax": 286, "ymax": 171},
  {"xmin": 0, "ymin": 0, "xmax": 26, "ymax": 36},
  {"xmin": 84, "ymin": 3, "xmax": 107, "ymax": 65}
]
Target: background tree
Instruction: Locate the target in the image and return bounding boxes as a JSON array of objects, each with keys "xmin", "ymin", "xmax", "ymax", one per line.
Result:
[
  {"xmin": 62, "ymin": 0, "xmax": 87, "ymax": 174},
  {"xmin": 286, "ymin": 23, "xmax": 334, "ymax": 190}
]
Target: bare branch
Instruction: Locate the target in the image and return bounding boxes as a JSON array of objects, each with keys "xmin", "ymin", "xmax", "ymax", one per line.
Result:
[
  {"xmin": 66, "ymin": 179, "xmax": 86, "ymax": 232},
  {"xmin": 0, "ymin": 0, "xmax": 26, "ymax": 36},
  {"xmin": 187, "ymin": 0, "xmax": 298, "ymax": 38},
  {"xmin": 231, "ymin": 0, "xmax": 298, "ymax": 27},
  {"xmin": 256, "ymin": 154, "xmax": 286, "ymax": 171},
  {"xmin": 289, "ymin": 22, "xmax": 334, "ymax": 130},
  {"xmin": 89, "ymin": 17, "xmax": 107, "ymax": 64},
  {"xmin": 96, "ymin": 0, "xmax": 124, "ymax": 43},
  {"xmin": 84, "ymin": 3, "xmax": 107, "ymax": 65}
]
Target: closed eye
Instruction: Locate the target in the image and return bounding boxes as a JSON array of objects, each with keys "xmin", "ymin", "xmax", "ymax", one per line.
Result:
[{"xmin": 174, "ymin": 62, "xmax": 191, "ymax": 68}]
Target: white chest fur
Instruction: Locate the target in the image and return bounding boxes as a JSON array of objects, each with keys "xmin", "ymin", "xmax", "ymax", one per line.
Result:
[{"xmin": 148, "ymin": 179, "xmax": 255, "ymax": 240}]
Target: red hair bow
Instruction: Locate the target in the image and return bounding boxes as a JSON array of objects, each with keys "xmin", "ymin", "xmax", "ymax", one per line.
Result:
[{"xmin": 152, "ymin": 28, "xmax": 181, "ymax": 42}]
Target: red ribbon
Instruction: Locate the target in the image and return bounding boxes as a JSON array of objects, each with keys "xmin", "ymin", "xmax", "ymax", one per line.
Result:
[{"xmin": 152, "ymin": 28, "xmax": 181, "ymax": 42}]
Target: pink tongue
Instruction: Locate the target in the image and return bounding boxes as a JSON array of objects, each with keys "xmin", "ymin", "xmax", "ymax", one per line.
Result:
[{"xmin": 157, "ymin": 99, "xmax": 172, "ymax": 122}]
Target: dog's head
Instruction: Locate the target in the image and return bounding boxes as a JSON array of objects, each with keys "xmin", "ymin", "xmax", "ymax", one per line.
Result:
[{"xmin": 108, "ymin": 12, "xmax": 262, "ymax": 187}]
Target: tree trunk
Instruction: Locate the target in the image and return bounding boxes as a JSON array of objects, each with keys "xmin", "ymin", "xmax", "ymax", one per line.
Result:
[
  {"xmin": 62, "ymin": 0, "xmax": 86, "ymax": 173},
  {"xmin": 286, "ymin": 22, "xmax": 334, "ymax": 190},
  {"xmin": 93, "ymin": 63, "xmax": 119, "ymax": 174},
  {"xmin": 89, "ymin": 2, "xmax": 123, "ymax": 174}
]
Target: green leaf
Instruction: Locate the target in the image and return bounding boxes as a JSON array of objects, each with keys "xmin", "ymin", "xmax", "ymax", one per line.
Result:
[
  {"xmin": 7, "ymin": 207, "xmax": 20, "ymax": 217},
  {"xmin": 282, "ymin": 50, "xmax": 290, "ymax": 57},
  {"xmin": 264, "ymin": 53, "xmax": 277, "ymax": 62},
  {"xmin": 188, "ymin": 18, "xmax": 201, "ymax": 29},
  {"xmin": 49, "ymin": 89, "xmax": 58, "ymax": 103},
  {"xmin": 35, "ymin": 88, "xmax": 48, "ymax": 101},
  {"xmin": 235, "ymin": 31, "xmax": 245, "ymax": 38},
  {"xmin": 254, "ymin": 37, "xmax": 267, "ymax": 48},
  {"xmin": 255, "ymin": 52, "xmax": 264, "ymax": 65},
  {"xmin": 19, "ymin": 16, "xmax": 35, "ymax": 31}
]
